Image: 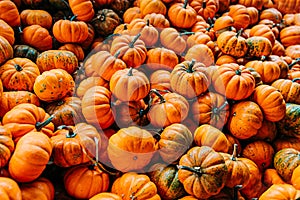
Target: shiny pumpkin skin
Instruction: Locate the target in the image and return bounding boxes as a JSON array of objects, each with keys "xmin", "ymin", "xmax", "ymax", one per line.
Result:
[
  {"xmin": 139, "ymin": 0, "xmax": 167, "ymax": 17},
  {"xmin": 107, "ymin": 126, "xmax": 156, "ymax": 172},
  {"xmin": 111, "ymin": 172, "xmax": 161, "ymax": 200},
  {"xmin": 292, "ymin": 165, "xmax": 300, "ymax": 190},
  {"xmin": 2, "ymin": 103, "xmax": 55, "ymax": 142},
  {"xmin": 91, "ymin": 9, "xmax": 120, "ymax": 36},
  {"xmin": 76, "ymin": 76, "xmax": 109, "ymax": 98},
  {"xmin": 0, "ymin": 0, "xmax": 21, "ymax": 27},
  {"xmin": 158, "ymin": 123, "xmax": 193, "ymax": 164},
  {"xmin": 8, "ymin": 132, "xmax": 52, "ymax": 183},
  {"xmin": 170, "ymin": 60, "xmax": 210, "ymax": 99},
  {"xmin": 280, "ymin": 25, "xmax": 300, "ymax": 47},
  {"xmin": 36, "ymin": 50, "xmax": 78, "ymax": 74},
  {"xmin": 0, "ymin": 57, "xmax": 40, "ymax": 92},
  {"xmin": 159, "ymin": 27, "xmax": 187, "ymax": 55},
  {"xmin": 178, "ymin": 146, "xmax": 228, "ymax": 199},
  {"xmin": 259, "ymin": 183, "xmax": 300, "ymax": 200},
  {"xmin": 0, "ymin": 125, "xmax": 14, "ymax": 168},
  {"xmin": 273, "ymin": 148, "xmax": 300, "ymax": 182},
  {"xmin": 148, "ymin": 163, "xmax": 187, "ymax": 200},
  {"xmin": 150, "ymin": 69, "xmax": 172, "ymax": 91},
  {"xmin": 0, "ymin": 177, "xmax": 22, "ymax": 200},
  {"xmin": 227, "ymin": 101, "xmax": 263, "ymax": 139},
  {"xmin": 277, "ymin": 103, "xmax": 300, "ymax": 138},
  {"xmin": 0, "ymin": 36, "xmax": 13, "ymax": 65},
  {"xmin": 33, "ymin": 69, "xmax": 75, "ymax": 102},
  {"xmin": 20, "ymin": 177, "xmax": 55, "ymax": 200},
  {"xmin": 64, "ymin": 164, "xmax": 110, "ymax": 199},
  {"xmin": 0, "ymin": 91, "xmax": 40, "ymax": 118},
  {"xmin": 58, "ymin": 43, "xmax": 85, "ymax": 61},
  {"xmin": 271, "ymin": 79, "xmax": 300, "ymax": 104}
]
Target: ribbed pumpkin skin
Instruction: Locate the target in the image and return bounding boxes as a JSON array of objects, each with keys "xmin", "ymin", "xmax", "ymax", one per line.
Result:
[
  {"xmin": 277, "ymin": 103, "xmax": 300, "ymax": 138},
  {"xmin": 0, "ymin": 125, "xmax": 14, "ymax": 168},
  {"xmin": 0, "ymin": 177, "xmax": 22, "ymax": 200},
  {"xmin": 273, "ymin": 148, "xmax": 300, "ymax": 182},
  {"xmin": 20, "ymin": 177, "xmax": 55, "ymax": 200},
  {"xmin": 8, "ymin": 132, "xmax": 52, "ymax": 183},
  {"xmin": 148, "ymin": 163, "xmax": 187, "ymax": 200},
  {"xmin": 271, "ymin": 79, "xmax": 300, "ymax": 104},
  {"xmin": 69, "ymin": 0, "xmax": 94, "ymax": 22},
  {"xmin": 0, "ymin": 36, "xmax": 13, "ymax": 65},
  {"xmin": 90, "ymin": 192, "xmax": 122, "ymax": 200},
  {"xmin": 259, "ymin": 183, "xmax": 300, "ymax": 200},
  {"xmin": 36, "ymin": 50, "xmax": 78, "ymax": 74},
  {"xmin": 0, "ymin": 19, "xmax": 15, "ymax": 45},
  {"xmin": 246, "ymin": 36, "xmax": 272, "ymax": 57}
]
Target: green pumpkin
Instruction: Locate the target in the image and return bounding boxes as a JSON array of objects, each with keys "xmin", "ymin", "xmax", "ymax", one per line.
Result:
[
  {"xmin": 277, "ymin": 103, "xmax": 300, "ymax": 138},
  {"xmin": 148, "ymin": 163, "xmax": 187, "ymax": 200},
  {"xmin": 13, "ymin": 45, "xmax": 39, "ymax": 62}
]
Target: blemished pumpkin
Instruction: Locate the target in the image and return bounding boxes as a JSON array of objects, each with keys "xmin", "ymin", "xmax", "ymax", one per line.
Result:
[
  {"xmin": 8, "ymin": 131, "xmax": 52, "ymax": 183},
  {"xmin": 20, "ymin": 9, "xmax": 52, "ymax": 29},
  {"xmin": 13, "ymin": 44, "xmax": 39, "ymax": 62},
  {"xmin": 91, "ymin": 9, "xmax": 121, "ymax": 36},
  {"xmin": 271, "ymin": 79, "xmax": 300, "ymax": 104},
  {"xmin": 277, "ymin": 103, "xmax": 300, "ymax": 138},
  {"xmin": 246, "ymin": 36, "xmax": 272, "ymax": 57}
]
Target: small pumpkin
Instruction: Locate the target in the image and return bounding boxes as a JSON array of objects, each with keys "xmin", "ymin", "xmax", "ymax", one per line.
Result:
[
  {"xmin": 246, "ymin": 36, "xmax": 272, "ymax": 58},
  {"xmin": 0, "ymin": 177, "xmax": 22, "ymax": 199},
  {"xmin": 143, "ymin": 13, "xmax": 170, "ymax": 29},
  {"xmin": 277, "ymin": 103, "xmax": 300, "ymax": 138},
  {"xmin": 228, "ymin": 4, "xmax": 250, "ymax": 30},
  {"xmin": 0, "ymin": 19, "xmax": 15, "ymax": 46},
  {"xmin": 184, "ymin": 44, "xmax": 215, "ymax": 67},
  {"xmin": 0, "ymin": 36, "xmax": 13, "ymax": 65},
  {"xmin": 20, "ymin": 9, "xmax": 52, "ymax": 29},
  {"xmin": 259, "ymin": 184, "xmax": 300, "ymax": 200},
  {"xmin": 20, "ymin": 177, "xmax": 55, "ymax": 200},
  {"xmin": 0, "ymin": 125, "xmax": 14, "ymax": 168},
  {"xmin": 0, "ymin": 0, "xmax": 20, "ymax": 27},
  {"xmin": 252, "ymin": 119, "xmax": 277, "ymax": 142},
  {"xmin": 150, "ymin": 69, "xmax": 172, "ymax": 91},
  {"xmin": 159, "ymin": 28, "xmax": 189, "ymax": 55},
  {"xmin": 123, "ymin": 7, "xmax": 142, "ymax": 24},
  {"xmin": 76, "ymin": 76, "xmax": 109, "ymax": 98},
  {"xmin": 58, "ymin": 43, "xmax": 85, "ymax": 61},
  {"xmin": 139, "ymin": 0, "xmax": 167, "ymax": 17},
  {"xmin": 271, "ymin": 79, "xmax": 300, "ymax": 104},
  {"xmin": 69, "ymin": 0, "xmax": 94, "ymax": 22},
  {"xmin": 13, "ymin": 45, "xmax": 39, "ymax": 62},
  {"xmin": 280, "ymin": 25, "xmax": 300, "ymax": 47},
  {"xmin": 146, "ymin": 47, "xmax": 179, "ymax": 71},
  {"xmin": 91, "ymin": 9, "xmax": 120, "ymax": 36},
  {"xmin": 263, "ymin": 168, "xmax": 286, "ymax": 187}
]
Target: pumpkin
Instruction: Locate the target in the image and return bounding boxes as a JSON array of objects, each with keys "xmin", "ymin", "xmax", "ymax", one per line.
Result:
[
  {"xmin": 286, "ymin": 45, "xmax": 300, "ymax": 59},
  {"xmin": 110, "ymin": 0, "xmax": 132, "ymax": 17},
  {"xmin": 274, "ymin": 148, "xmax": 300, "ymax": 182},
  {"xmin": 177, "ymin": 146, "xmax": 228, "ymax": 199},
  {"xmin": 90, "ymin": 192, "xmax": 122, "ymax": 200},
  {"xmin": 213, "ymin": 16, "xmax": 234, "ymax": 37},
  {"xmin": 0, "ymin": 19, "xmax": 15, "ymax": 46},
  {"xmin": 277, "ymin": 103, "xmax": 300, "ymax": 138},
  {"xmin": 168, "ymin": 0, "xmax": 197, "ymax": 29},
  {"xmin": 69, "ymin": 0, "xmax": 94, "ymax": 22},
  {"xmin": 20, "ymin": 177, "xmax": 54, "ymax": 200},
  {"xmin": 245, "ymin": 58, "xmax": 281, "ymax": 84},
  {"xmin": 211, "ymin": 63, "xmax": 256, "ymax": 100},
  {"xmin": 81, "ymin": 23, "xmax": 96, "ymax": 50},
  {"xmin": 139, "ymin": 0, "xmax": 167, "ymax": 17},
  {"xmin": 280, "ymin": 25, "xmax": 300, "ymax": 47},
  {"xmin": 247, "ymin": 6, "xmax": 259, "ymax": 26},
  {"xmin": 292, "ymin": 165, "xmax": 300, "ymax": 190},
  {"xmin": 45, "ymin": 96, "xmax": 84, "ymax": 127},
  {"xmin": 0, "ymin": 125, "xmax": 14, "ymax": 168},
  {"xmin": 123, "ymin": 7, "xmax": 142, "ymax": 24},
  {"xmin": 225, "ymin": 133, "xmax": 242, "ymax": 155},
  {"xmin": 52, "ymin": 16, "xmax": 89, "ymax": 44},
  {"xmin": 272, "ymin": 40, "xmax": 286, "ymax": 56},
  {"xmin": 246, "ymin": 36, "xmax": 272, "ymax": 57},
  {"xmin": 274, "ymin": 137, "xmax": 300, "ymax": 152},
  {"xmin": 258, "ymin": 19, "xmax": 280, "ymax": 39},
  {"xmin": 217, "ymin": 30, "xmax": 248, "ymax": 58},
  {"xmin": 0, "ymin": 36, "xmax": 13, "ymax": 65},
  {"xmin": 216, "ymin": 55, "xmax": 237, "ymax": 65},
  {"xmin": 0, "ymin": 91, "xmax": 40, "ymax": 118},
  {"xmin": 2, "ymin": 103, "xmax": 55, "ymax": 142},
  {"xmin": 146, "ymin": 47, "xmax": 179, "ymax": 71},
  {"xmin": 263, "ymin": 168, "xmax": 286, "ymax": 187},
  {"xmin": 194, "ymin": 124, "xmax": 230, "ymax": 153},
  {"xmin": 13, "ymin": 45, "xmax": 39, "ymax": 62},
  {"xmin": 191, "ymin": 20, "xmax": 215, "ymax": 41},
  {"xmin": 112, "ymin": 99, "xmax": 149, "ymax": 128},
  {"xmin": 0, "ymin": 177, "xmax": 22, "ymax": 199},
  {"xmin": 76, "ymin": 76, "xmax": 109, "ymax": 98},
  {"xmin": 158, "ymin": 123, "xmax": 193, "ymax": 164},
  {"xmin": 267, "ymin": 55, "xmax": 289, "ymax": 78},
  {"xmin": 150, "ymin": 70, "xmax": 172, "ymax": 91},
  {"xmin": 111, "ymin": 172, "xmax": 161, "ymax": 199},
  {"xmin": 58, "ymin": 44, "xmax": 85, "ymax": 61},
  {"xmin": 170, "ymin": 59, "xmax": 210, "ymax": 99},
  {"xmin": 143, "ymin": 13, "xmax": 170, "ymax": 29},
  {"xmin": 51, "ymin": 123, "xmax": 101, "ymax": 167},
  {"xmin": 260, "ymin": 8, "xmax": 282, "ymax": 23},
  {"xmin": 259, "ymin": 184, "xmax": 300, "ymax": 200},
  {"xmin": 33, "ymin": 69, "xmax": 75, "ymax": 102},
  {"xmin": 252, "ymin": 119, "xmax": 277, "ymax": 142},
  {"xmin": 64, "ymin": 164, "xmax": 110, "ymax": 199},
  {"xmin": 91, "ymin": 9, "xmax": 120, "ymax": 36},
  {"xmin": 8, "ymin": 131, "xmax": 52, "ymax": 182},
  {"xmin": 81, "ymin": 86, "xmax": 114, "ymax": 130},
  {"xmin": 228, "ymin": 4, "xmax": 250, "ymax": 30},
  {"xmin": 249, "ymin": 24, "xmax": 276, "ymax": 46},
  {"xmin": 90, "ymin": 50, "xmax": 127, "ymax": 81},
  {"xmin": 184, "ymin": 44, "xmax": 215, "ymax": 67},
  {"xmin": 0, "ymin": 0, "xmax": 20, "ymax": 27},
  {"xmin": 219, "ymin": 144, "xmax": 250, "ymax": 188},
  {"xmin": 186, "ymin": 32, "xmax": 214, "ymax": 50},
  {"xmin": 20, "ymin": 25, "xmax": 53, "ymax": 51},
  {"xmin": 242, "ymin": 140, "xmax": 275, "ymax": 171},
  {"xmin": 0, "ymin": 57, "xmax": 40, "ymax": 92},
  {"xmin": 159, "ymin": 28, "xmax": 189, "ymax": 55},
  {"xmin": 20, "ymin": 9, "xmax": 52, "ymax": 29},
  {"xmin": 147, "ymin": 89, "xmax": 189, "ymax": 128},
  {"xmin": 227, "ymin": 101, "xmax": 263, "ymax": 139},
  {"xmin": 271, "ymin": 79, "xmax": 300, "ymax": 104},
  {"xmin": 148, "ymin": 163, "xmax": 187, "ymax": 200},
  {"xmin": 108, "ymin": 126, "xmax": 157, "ymax": 172},
  {"xmin": 191, "ymin": 0, "xmax": 219, "ymax": 21},
  {"xmin": 251, "ymin": 84, "xmax": 286, "ymax": 122}
]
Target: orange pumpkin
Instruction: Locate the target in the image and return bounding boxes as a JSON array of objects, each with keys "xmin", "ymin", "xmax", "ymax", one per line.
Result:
[
  {"xmin": 20, "ymin": 9, "xmax": 52, "ymax": 29},
  {"xmin": 263, "ymin": 168, "xmax": 286, "ymax": 187},
  {"xmin": 246, "ymin": 36, "xmax": 273, "ymax": 58},
  {"xmin": 249, "ymin": 24, "xmax": 276, "ymax": 46},
  {"xmin": 20, "ymin": 177, "xmax": 54, "ymax": 200},
  {"xmin": 146, "ymin": 47, "xmax": 179, "ymax": 71},
  {"xmin": 139, "ymin": 0, "xmax": 167, "ymax": 17},
  {"xmin": 184, "ymin": 44, "xmax": 215, "ymax": 67},
  {"xmin": 228, "ymin": 4, "xmax": 250, "ymax": 30},
  {"xmin": 0, "ymin": 125, "xmax": 14, "ymax": 168},
  {"xmin": 0, "ymin": 19, "xmax": 15, "ymax": 45},
  {"xmin": 0, "ymin": 36, "xmax": 13, "ymax": 65},
  {"xmin": 0, "ymin": 0, "xmax": 20, "ymax": 27},
  {"xmin": 58, "ymin": 43, "xmax": 85, "ymax": 61},
  {"xmin": 190, "ymin": 0, "xmax": 219, "ymax": 21},
  {"xmin": 0, "ymin": 177, "xmax": 22, "ymax": 199},
  {"xmin": 280, "ymin": 25, "xmax": 300, "ymax": 47},
  {"xmin": 259, "ymin": 184, "xmax": 300, "ymax": 200},
  {"xmin": 69, "ymin": 0, "xmax": 94, "ymax": 22}
]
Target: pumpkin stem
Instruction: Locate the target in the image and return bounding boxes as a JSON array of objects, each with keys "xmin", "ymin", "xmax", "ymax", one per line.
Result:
[
  {"xmin": 35, "ymin": 115, "xmax": 54, "ymax": 131},
  {"xmin": 183, "ymin": 0, "xmax": 189, "ymax": 8},
  {"xmin": 56, "ymin": 99, "xmax": 65, "ymax": 106},
  {"xmin": 149, "ymin": 89, "xmax": 166, "ymax": 104},
  {"xmin": 289, "ymin": 58, "xmax": 300, "ymax": 69},
  {"xmin": 57, "ymin": 125, "xmax": 77, "ymax": 138},
  {"xmin": 14, "ymin": 64, "xmax": 23, "ymax": 71},
  {"xmin": 261, "ymin": 55, "xmax": 266, "ymax": 61},
  {"xmin": 202, "ymin": 0, "xmax": 207, "ymax": 9},
  {"xmin": 146, "ymin": 19, "xmax": 150, "ymax": 26},
  {"xmin": 207, "ymin": 17, "xmax": 213, "ymax": 26},
  {"xmin": 127, "ymin": 67, "xmax": 134, "ymax": 76},
  {"xmin": 104, "ymin": 33, "xmax": 120, "ymax": 44},
  {"xmin": 187, "ymin": 59, "xmax": 196, "ymax": 73},
  {"xmin": 18, "ymin": 26, "xmax": 23, "ymax": 34},
  {"xmin": 179, "ymin": 31, "xmax": 195, "ymax": 36},
  {"xmin": 129, "ymin": 33, "xmax": 141, "ymax": 48},
  {"xmin": 212, "ymin": 101, "xmax": 228, "ymax": 114},
  {"xmin": 292, "ymin": 78, "xmax": 300, "ymax": 82},
  {"xmin": 114, "ymin": 50, "xmax": 121, "ymax": 58},
  {"xmin": 70, "ymin": 15, "xmax": 77, "ymax": 21},
  {"xmin": 235, "ymin": 69, "xmax": 242, "ymax": 75},
  {"xmin": 236, "ymin": 28, "xmax": 243, "ymax": 37},
  {"xmin": 177, "ymin": 165, "xmax": 203, "ymax": 175},
  {"xmin": 231, "ymin": 143, "xmax": 238, "ymax": 161},
  {"xmin": 233, "ymin": 185, "xmax": 243, "ymax": 200}
]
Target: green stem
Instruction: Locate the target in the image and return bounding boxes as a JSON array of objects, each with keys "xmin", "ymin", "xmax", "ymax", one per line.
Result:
[
  {"xmin": 14, "ymin": 64, "xmax": 23, "ymax": 71},
  {"xmin": 57, "ymin": 125, "xmax": 77, "ymax": 138},
  {"xmin": 212, "ymin": 101, "xmax": 228, "ymax": 114},
  {"xmin": 236, "ymin": 28, "xmax": 243, "ymax": 37},
  {"xmin": 70, "ymin": 15, "xmax": 77, "ymax": 21},
  {"xmin": 234, "ymin": 185, "xmax": 243, "ymax": 200},
  {"xmin": 235, "ymin": 69, "xmax": 242, "ymax": 75},
  {"xmin": 114, "ymin": 50, "xmax": 121, "ymax": 58},
  {"xmin": 179, "ymin": 31, "xmax": 195, "ymax": 36},
  {"xmin": 187, "ymin": 59, "xmax": 196, "ymax": 73},
  {"xmin": 261, "ymin": 55, "xmax": 266, "ymax": 61},
  {"xmin": 231, "ymin": 143, "xmax": 238, "ymax": 161},
  {"xmin": 289, "ymin": 58, "xmax": 300, "ymax": 69},
  {"xmin": 202, "ymin": 0, "xmax": 207, "ymax": 9},
  {"xmin": 183, "ymin": 0, "xmax": 188, "ymax": 8},
  {"xmin": 149, "ymin": 89, "xmax": 166, "ymax": 104},
  {"xmin": 129, "ymin": 33, "xmax": 141, "ymax": 48},
  {"xmin": 177, "ymin": 165, "xmax": 203, "ymax": 175},
  {"xmin": 292, "ymin": 78, "xmax": 300, "ymax": 82},
  {"xmin": 127, "ymin": 67, "xmax": 133, "ymax": 76},
  {"xmin": 36, "ymin": 115, "xmax": 54, "ymax": 131}
]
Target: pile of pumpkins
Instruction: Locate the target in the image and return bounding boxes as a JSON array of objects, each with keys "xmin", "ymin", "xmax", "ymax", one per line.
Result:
[{"xmin": 0, "ymin": 0, "xmax": 300, "ymax": 199}]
